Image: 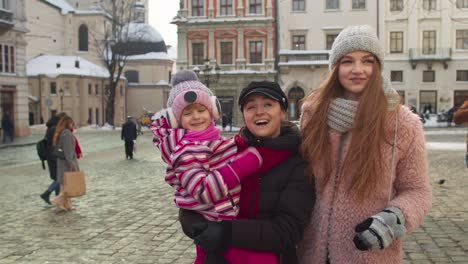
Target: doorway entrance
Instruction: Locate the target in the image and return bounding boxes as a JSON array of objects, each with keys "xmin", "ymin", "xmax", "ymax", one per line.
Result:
[{"xmin": 288, "ymin": 86, "xmax": 305, "ymax": 120}]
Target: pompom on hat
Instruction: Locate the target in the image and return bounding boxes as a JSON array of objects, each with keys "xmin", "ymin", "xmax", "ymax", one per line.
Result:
[
  {"xmin": 167, "ymin": 70, "xmax": 218, "ymax": 124},
  {"xmin": 329, "ymin": 25, "xmax": 384, "ymax": 70}
]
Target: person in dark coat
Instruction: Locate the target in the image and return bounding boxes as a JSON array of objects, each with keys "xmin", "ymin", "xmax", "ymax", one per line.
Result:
[
  {"xmin": 1, "ymin": 112, "xmax": 14, "ymax": 143},
  {"xmin": 40, "ymin": 112, "xmax": 68, "ymax": 205},
  {"xmin": 179, "ymin": 81, "xmax": 315, "ymax": 264},
  {"xmin": 121, "ymin": 116, "xmax": 137, "ymax": 159}
]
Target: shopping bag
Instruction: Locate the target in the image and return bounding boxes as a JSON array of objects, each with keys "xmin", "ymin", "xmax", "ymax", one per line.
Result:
[
  {"xmin": 133, "ymin": 139, "xmax": 137, "ymax": 153},
  {"xmin": 63, "ymin": 171, "xmax": 86, "ymax": 197}
]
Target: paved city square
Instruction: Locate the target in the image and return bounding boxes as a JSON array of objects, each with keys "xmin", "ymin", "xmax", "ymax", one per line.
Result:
[{"xmin": 0, "ymin": 127, "xmax": 467, "ymax": 264}]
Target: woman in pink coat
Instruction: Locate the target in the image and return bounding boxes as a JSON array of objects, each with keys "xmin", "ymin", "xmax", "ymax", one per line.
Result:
[{"xmin": 298, "ymin": 25, "xmax": 432, "ymax": 264}]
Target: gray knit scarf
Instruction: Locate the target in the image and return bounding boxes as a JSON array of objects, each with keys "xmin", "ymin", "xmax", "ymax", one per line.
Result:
[{"xmin": 327, "ymin": 98, "xmax": 358, "ymax": 133}]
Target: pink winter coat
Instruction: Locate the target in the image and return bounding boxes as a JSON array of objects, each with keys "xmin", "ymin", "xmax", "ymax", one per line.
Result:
[{"xmin": 298, "ymin": 103, "xmax": 432, "ymax": 264}]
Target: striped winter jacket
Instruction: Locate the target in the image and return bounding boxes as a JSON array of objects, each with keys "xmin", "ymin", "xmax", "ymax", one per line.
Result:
[{"xmin": 151, "ymin": 117, "xmax": 241, "ymax": 221}]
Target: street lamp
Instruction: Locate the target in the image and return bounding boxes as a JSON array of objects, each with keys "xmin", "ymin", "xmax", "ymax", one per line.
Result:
[
  {"xmin": 59, "ymin": 88, "xmax": 64, "ymax": 111},
  {"xmin": 193, "ymin": 58, "xmax": 221, "ymax": 88}
]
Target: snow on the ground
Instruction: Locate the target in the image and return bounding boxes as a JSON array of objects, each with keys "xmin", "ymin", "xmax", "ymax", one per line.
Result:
[
  {"xmin": 425, "ymin": 142, "xmax": 466, "ymax": 151},
  {"xmin": 216, "ymin": 125, "xmax": 240, "ymax": 132}
]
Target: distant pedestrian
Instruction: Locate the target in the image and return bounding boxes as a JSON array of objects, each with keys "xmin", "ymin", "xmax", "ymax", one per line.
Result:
[
  {"xmin": 453, "ymin": 100, "xmax": 468, "ymax": 168},
  {"xmin": 121, "ymin": 116, "xmax": 137, "ymax": 159},
  {"xmin": 1, "ymin": 112, "xmax": 14, "ymax": 143},
  {"xmin": 221, "ymin": 113, "xmax": 227, "ymax": 131},
  {"xmin": 227, "ymin": 112, "xmax": 233, "ymax": 132},
  {"xmin": 39, "ymin": 112, "xmax": 68, "ymax": 205},
  {"xmin": 137, "ymin": 118, "xmax": 142, "ymax": 135},
  {"xmin": 51, "ymin": 116, "xmax": 79, "ymax": 211}
]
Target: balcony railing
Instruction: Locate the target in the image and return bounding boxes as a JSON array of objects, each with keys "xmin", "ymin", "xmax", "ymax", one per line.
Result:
[
  {"xmin": 0, "ymin": 8, "xmax": 13, "ymax": 28},
  {"xmin": 278, "ymin": 50, "xmax": 329, "ymax": 66},
  {"xmin": 409, "ymin": 48, "xmax": 451, "ymax": 60},
  {"xmin": 409, "ymin": 48, "xmax": 451, "ymax": 69}
]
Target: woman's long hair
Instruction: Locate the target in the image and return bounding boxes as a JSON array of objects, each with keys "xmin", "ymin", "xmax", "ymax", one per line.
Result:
[
  {"xmin": 53, "ymin": 116, "xmax": 73, "ymax": 145},
  {"xmin": 301, "ymin": 60, "xmax": 395, "ymax": 200}
]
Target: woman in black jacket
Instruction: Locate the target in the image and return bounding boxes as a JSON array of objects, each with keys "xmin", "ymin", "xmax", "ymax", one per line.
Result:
[{"xmin": 180, "ymin": 81, "xmax": 315, "ymax": 264}]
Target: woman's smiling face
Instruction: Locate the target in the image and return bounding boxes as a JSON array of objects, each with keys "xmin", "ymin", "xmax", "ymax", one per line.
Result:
[
  {"xmin": 338, "ymin": 50, "xmax": 376, "ymax": 100},
  {"xmin": 242, "ymin": 94, "xmax": 285, "ymax": 138}
]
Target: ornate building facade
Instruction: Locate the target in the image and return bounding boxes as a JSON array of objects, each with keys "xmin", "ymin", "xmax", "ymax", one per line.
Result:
[{"xmin": 173, "ymin": 0, "xmax": 277, "ymax": 125}]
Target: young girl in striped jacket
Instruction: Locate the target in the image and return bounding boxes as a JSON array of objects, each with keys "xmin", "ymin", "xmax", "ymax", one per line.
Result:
[{"xmin": 151, "ymin": 70, "xmax": 262, "ymax": 263}]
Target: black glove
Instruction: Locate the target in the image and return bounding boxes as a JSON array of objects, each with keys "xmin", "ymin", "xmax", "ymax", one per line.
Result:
[
  {"xmin": 353, "ymin": 207, "xmax": 406, "ymax": 251},
  {"xmin": 193, "ymin": 221, "xmax": 232, "ymax": 252}
]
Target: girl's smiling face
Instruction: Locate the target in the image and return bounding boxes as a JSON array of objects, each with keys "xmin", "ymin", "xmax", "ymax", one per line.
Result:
[{"xmin": 338, "ymin": 51, "xmax": 377, "ymax": 100}]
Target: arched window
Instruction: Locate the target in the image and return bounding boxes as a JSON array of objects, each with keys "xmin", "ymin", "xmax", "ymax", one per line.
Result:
[
  {"xmin": 288, "ymin": 86, "xmax": 305, "ymax": 120},
  {"xmin": 125, "ymin": 70, "xmax": 139, "ymax": 83},
  {"xmin": 78, "ymin": 24, "xmax": 88, "ymax": 51}
]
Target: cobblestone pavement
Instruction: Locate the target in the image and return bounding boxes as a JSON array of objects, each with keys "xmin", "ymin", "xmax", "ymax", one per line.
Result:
[{"xmin": 0, "ymin": 129, "xmax": 467, "ymax": 263}]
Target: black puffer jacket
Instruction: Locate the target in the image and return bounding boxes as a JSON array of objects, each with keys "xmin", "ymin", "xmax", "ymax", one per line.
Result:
[
  {"xmin": 180, "ymin": 122, "xmax": 315, "ymax": 264},
  {"xmin": 45, "ymin": 116, "xmax": 59, "ymax": 160}
]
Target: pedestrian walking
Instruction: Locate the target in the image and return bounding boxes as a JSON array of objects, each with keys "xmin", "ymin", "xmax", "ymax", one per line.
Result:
[
  {"xmin": 51, "ymin": 116, "xmax": 79, "ymax": 211},
  {"xmin": 152, "ymin": 70, "xmax": 261, "ymax": 262},
  {"xmin": 221, "ymin": 113, "xmax": 227, "ymax": 131},
  {"xmin": 121, "ymin": 116, "xmax": 137, "ymax": 159},
  {"xmin": 298, "ymin": 25, "xmax": 432, "ymax": 263},
  {"xmin": 178, "ymin": 80, "xmax": 315, "ymax": 264},
  {"xmin": 227, "ymin": 111, "xmax": 233, "ymax": 132},
  {"xmin": 1, "ymin": 112, "xmax": 14, "ymax": 143},
  {"xmin": 39, "ymin": 112, "xmax": 68, "ymax": 205},
  {"xmin": 453, "ymin": 100, "xmax": 468, "ymax": 168}
]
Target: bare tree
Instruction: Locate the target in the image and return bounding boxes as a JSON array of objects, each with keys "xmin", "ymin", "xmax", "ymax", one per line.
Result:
[{"xmin": 92, "ymin": 0, "xmax": 138, "ymax": 126}]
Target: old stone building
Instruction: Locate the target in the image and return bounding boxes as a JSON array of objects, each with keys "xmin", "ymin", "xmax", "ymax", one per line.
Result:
[{"xmin": 0, "ymin": 0, "xmax": 29, "ymax": 136}]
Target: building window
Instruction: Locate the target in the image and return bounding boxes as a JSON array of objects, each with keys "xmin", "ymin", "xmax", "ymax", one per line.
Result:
[
  {"xmin": 220, "ymin": 0, "xmax": 233, "ymax": 15},
  {"xmin": 390, "ymin": 32, "xmax": 403, "ymax": 53},
  {"xmin": 220, "ymin": 42, "xmax": 233, "ymax": 65},
  {"xmin": 0, "ymin": 44, "xmax": 15, "ymax": 73},
  {"xmin": 456, "ymin": 70, "xmax": 468, "ymax": 81},
  {"xmin": 423, "ymin": 70, "xmax": 435, "ymax": 82},
  {"xmin": 249, "ymin": 0, "xmax": 262, "ymax": 14},
  {"xmin": 0, "ymin": 0, "xmax": 9, "ymax": 9},
  {"xmin": 292, "ymin": 35, "xmax": 306, "ymax": 50},
  {"xmin": 88, "ymin": 108, "xmax": 92, "ymax": 124},
  {"xmin": 78, "ymin": 25, "xmax": 88, "ymax": 51},
  {"xmin": 390, "ymin": 0, "xmax": 403, "ymax": 11},
  {"xmin": 88, "ymin": 83, "xmax": 92, "ymax": 95},
  {"xmin": 50, "ymin": 82, "xmax": 57, "ymax": 95},
  {"xmin": 352, "ymin": 0, "xmax": 366, "ymax": 9},
  {"xmin": 249, "ymin": 41, "xmax": 263, "ymax": 64},
  {"xmin": 423, "ymin": 0, "xmax": 436, "ymax": 10},
  {"xmin": 120, "ymin": 85, "xmax": 123, "ymax": 96},
  {"xmin": 456, "ymin": 30, "xmax": 468, "ymax": 49},
  {"xmin": 326, "ymin": 0, "xmax": 339, "ymax": 9},
  {"xmin": 125, "ymin": 70, "xmax": 139, "ymax": 83},
  {"xmin": 326, "ymin": 34, "xmax": 338, "ymax": 50},
  {"xmin": 95, "ymin": 84, "xmax": 100, "ymax": 95},
  {"xmin": 192, "ymin": 43, "xmax": 204, "ymax": 65},
  {"xmin": 192, "ymin": 0, "xmax": 204, "ymax": 16},
  {"xmin": 458, "ymin": 0, "xmax": 468, "ymax": 8},
  {"xmin": 422, "ymin": 31, "xmax": 436, "ymax": 54},
  {"xmin": 420, "ymin": 91, "xmax": 437, "ymax": 113},
  {"xmin": 391, "ymin": 71, "xmax": 403, "ymax": 82},
  {"xmin": 96, "ymin": 108, "xmax": 100, "ymax": 125},
  {"xmin": 292, "ymin": 0, "xmax": 305, "ymax": 11}
]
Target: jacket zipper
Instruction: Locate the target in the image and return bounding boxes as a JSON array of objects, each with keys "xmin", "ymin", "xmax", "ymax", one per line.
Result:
[{"xmin": 326, "ymin": 133, "xmax": 348, "ymax": 263}]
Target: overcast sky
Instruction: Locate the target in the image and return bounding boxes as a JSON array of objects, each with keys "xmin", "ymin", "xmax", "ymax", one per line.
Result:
[{"xmin": 148, "ymin": 0, "xmax": 179, "ymax": 48}]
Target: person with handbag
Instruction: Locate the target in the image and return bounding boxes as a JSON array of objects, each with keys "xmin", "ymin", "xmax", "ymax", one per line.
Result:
[
  {"xmin": 298, "ymin": 25, "xmax": 432, "ymax": 263},
  {"xmin": 39, "ymin": 112, "xmax": 68, "ymax": 205},
  {"xmin": 51, "ymin": 116, "xmax": 79, "ymax": 211}
]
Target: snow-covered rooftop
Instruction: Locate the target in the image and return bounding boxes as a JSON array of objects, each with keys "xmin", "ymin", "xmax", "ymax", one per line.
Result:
[
  {"xmin": 127, "ymin": 52, "xmax": 171, "ymax": 61},
  {"xmin": 122, "ymin": 23, "xmax": 164, "ymax": 43},
  {"xmin": 27, "ymin": 55, "xmax": 109, "ymax": 78},
  {"xmin": 43, "ymin": 0, "xmax": 75, "ymax": 14}
]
